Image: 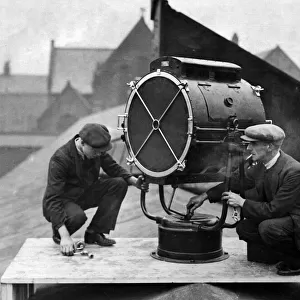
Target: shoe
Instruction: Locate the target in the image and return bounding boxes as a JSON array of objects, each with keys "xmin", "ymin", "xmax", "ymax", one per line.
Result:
[
  {"xmin": 52, "ymin": 227, "xmax": 61, "ymax": 245},
  {"xmin": 247, "ymin": 243, "xmax": 283, "ymax": 264},
  {"xmin": 276, "ymin": 261, "xmax": 287, "ymax": 271},
  {"xmin": 84, "ymin": 230, "xmax": 116, "ymax": 246},
  {"xmin": 276, "ymin": 261, "xmax": 300, "ymax": 276}
]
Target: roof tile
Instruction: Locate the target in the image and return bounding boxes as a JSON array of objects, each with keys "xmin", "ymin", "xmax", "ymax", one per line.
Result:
[
  {"xmin": 51, "ymin": 48, "xmax": 113, "ymax": 94},
  {"xmin": 0, "ymin": 75, "xmax": 47, "ymax": 94}
]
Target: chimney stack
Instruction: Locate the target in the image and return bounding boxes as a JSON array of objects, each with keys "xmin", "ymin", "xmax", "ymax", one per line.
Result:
[
  {"xmin": 231, "ymin": 33, "xmax": 239, "ymax": 45},
  {"xmin": 4, "ymin": 60, "xmax": 11, "ymax": 75}
]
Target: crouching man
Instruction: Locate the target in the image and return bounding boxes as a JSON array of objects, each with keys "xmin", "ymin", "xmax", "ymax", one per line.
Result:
[
  {"xmin": 187, "ymin": 124, "xmax": 300, "ymax": 275},
  {"xmin": 42, "ymin": 123, "xmax": 148, "ymax": 256}
]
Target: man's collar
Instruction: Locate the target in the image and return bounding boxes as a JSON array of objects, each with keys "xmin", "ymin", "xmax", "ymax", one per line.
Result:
[
  {"xmin": 74, "ymin": 137, "xmax": 85, "ymax": 160},
  {"xmin": 264, "ymin": 151, "xmax": 280, "ymax": 170}
]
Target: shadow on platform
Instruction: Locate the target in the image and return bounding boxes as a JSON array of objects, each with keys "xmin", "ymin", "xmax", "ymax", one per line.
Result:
[{"xmin": 31, "ymin": 282, "xmax": 300, "ymax": 300}]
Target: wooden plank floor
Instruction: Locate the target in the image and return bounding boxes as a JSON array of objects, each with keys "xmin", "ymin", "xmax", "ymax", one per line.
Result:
[{"xmin": 2, "ymin": 237, "xmax": 300, "ymax": 284}]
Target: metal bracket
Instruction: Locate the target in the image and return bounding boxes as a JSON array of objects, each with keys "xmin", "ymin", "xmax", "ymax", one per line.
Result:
[
  {"xmin": 251, "ymin": 85, "xmax": 264, "ymax": 97},
  {"xmin": 198, "ymin": 82, "xmax": 211, "ymax": 91},
  {"xmin": 187, "ymin": 117, "xmax": 193, "ymax": 136},
  {"xmin": 227, "ymin": 84, "xmax": 241, "ymax": 89},
  {"xmin": 179, "ymin": 80, "xmax": 189, "ymax": 92},
  {"xmin": 126, "ymin": 156, "xmax": 135, "ymax": 166},
  {"xmin": 177, "ymin": 160, "xmax": 186, "ymax": 172},
  {"xmin": 127, "ymin": 80, "xmax": 138, "ymax": 90},
  {"xmin": 117, "ymin": 114, "xmax": 128, "ymax": 131},
  {"xmin": 232, "ymin": 207, "xmax": 241, "ymax": 222}
]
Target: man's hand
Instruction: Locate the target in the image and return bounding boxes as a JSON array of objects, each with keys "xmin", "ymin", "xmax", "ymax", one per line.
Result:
[
  {"xmin": 58, "ymin": 224, "xmax": 75, "ymax": 256},
  {"xmin": 221, "ymin": 191, "xmax": 245, "ymax": 208},
  {"xmin": 186, "ymin": 193, "xmax": 208, "ymax": 214},
  {"xmin": 60, "ymin": 236, "xmax": 75, "ymax": 256},
  {"xmin": 133, "ymin": 175, "xmax": 149, "ymax": 192}
]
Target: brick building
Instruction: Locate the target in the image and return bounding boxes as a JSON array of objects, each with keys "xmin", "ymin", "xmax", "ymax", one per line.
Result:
[{"xmin": 0, "ymin": 61, "xmax": 48, "ymax": 133}]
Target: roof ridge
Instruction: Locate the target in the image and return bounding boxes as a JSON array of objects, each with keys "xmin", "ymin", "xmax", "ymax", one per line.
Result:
[
  {"xmin": 68, "ymin": 82, "xmax": 93, "ymax": 110},
  {"xmin": 95, "ymin": 16, "xmax": 152, "ymax": 75},
  {"xmin": 54, "ymin": 46, "xmax": 114, "ymax": 51},
  {"xmin": 0, "ymin": 74, "xmax": 47, "ymax": 77}
]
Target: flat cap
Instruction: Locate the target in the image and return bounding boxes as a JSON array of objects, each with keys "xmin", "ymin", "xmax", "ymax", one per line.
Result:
[
  {"xmin": 241, "ymin": 124, "xmax": 285, "ymax": 144},
  {"xmin": 79, "ymin": 123, "xmax": 112, "ymax": 151}
]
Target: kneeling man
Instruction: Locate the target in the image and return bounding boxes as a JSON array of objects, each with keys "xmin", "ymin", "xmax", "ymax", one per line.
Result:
[
  {"xmin": 43, "ymin": 123, "xmax": 148, "ymax": 256},
  {"xmin": 187, "ymin": 124, "xmax": 300, "ymax": 275}
]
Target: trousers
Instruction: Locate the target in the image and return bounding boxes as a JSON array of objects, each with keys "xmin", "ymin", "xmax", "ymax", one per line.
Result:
[
  {"xmin": 236, "ymin": 216, "xmax": 300, "ymax": 258},
  {"xmin": 56, "ymin": 177, "xmax": 128, "ymax": 235}
]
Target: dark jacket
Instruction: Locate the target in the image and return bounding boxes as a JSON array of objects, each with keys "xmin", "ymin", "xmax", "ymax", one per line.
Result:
[
  {"xmin": 42, "ymin": 135, "xmax": 132, "ymax": 229},
  {"xmin": 207, "ymin": 151, "xmax": 300, "ymax": 249}
]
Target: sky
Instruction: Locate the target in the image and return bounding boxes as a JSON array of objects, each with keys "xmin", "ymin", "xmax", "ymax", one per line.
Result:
[{"xmin": 0, "ymin": 0, "xmax": 299, "ymax": 75}]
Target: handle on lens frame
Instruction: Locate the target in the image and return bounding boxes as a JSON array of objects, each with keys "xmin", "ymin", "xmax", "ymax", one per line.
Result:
[
  {"xmin": 140, "ymin": 190, "xmax": 216, "ymax": 232},
  {"xmin": 200, "ymin": 146, "xmax": 245, "ymax": 231},
  {"xmin": 140, "ymin": 189, "xmax": 162, "ymax": 223}
]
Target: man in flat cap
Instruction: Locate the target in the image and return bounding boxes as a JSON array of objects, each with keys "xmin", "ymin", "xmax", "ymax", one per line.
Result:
[
  {"xmin": 43, "ymin": 123, "xmax": 148, "ymax": 256},
  {"xmin": 187, "ymin": 123, "xmax": 300, "ymax": 275}
]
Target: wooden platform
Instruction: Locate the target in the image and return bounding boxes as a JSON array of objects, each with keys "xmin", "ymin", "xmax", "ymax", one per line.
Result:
[{"xmin": 1, "ymin": 237, "xmax": 300, "ymax": 299}]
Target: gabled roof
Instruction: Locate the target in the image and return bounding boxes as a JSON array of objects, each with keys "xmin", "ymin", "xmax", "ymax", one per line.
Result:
[
  {"xmin": 37, "ymin": 81, "xmax": 93, "ymax": 133},
  {"xmin": 41, "ymin": 81, "xmax": 92, "ymax": 118},
  {"xmin": 0, "ymin": 75, "xmax": 47, "ymax": 94},
  {"xmin": 256, "ymin": 49, "xmax": 272, "ymax": 60},
  {"xmin": 49, "ymin": 45, "xmax": 113, "ymax": 94},
  {"xmin": 256, "ymin": 45, "xmax": 300, "ymax": 81},
  {"xmin": 96, "ymin": 17, "xmax": 152, "ymax": 72},
  {"xmin": 90, "ymin": 16, "xmax": 153, "ymax": 108}
]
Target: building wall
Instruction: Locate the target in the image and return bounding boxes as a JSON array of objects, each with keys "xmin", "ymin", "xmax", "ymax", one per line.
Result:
[
  {"xmin": 0, "ymin": 94, "xmax": 48, "ymax": 133},
  {"xmin": 37, "ymin": 85, "xmax": 92, "ymax": 134},
  {"xmin": 92, "ymin": 53, "xmax": 152, "ymax": 111}
]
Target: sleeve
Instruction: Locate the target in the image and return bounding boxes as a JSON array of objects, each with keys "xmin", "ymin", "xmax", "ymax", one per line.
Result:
[
  {"xmin": 243, "ymin": 171, "xmax": 300, "ymax": 220},
  {"xmin": 206, "ymin": 162, "xmax": 258, "ymax": 203},
  {"xmin": 43, "ymin": 157, "xmax": 69, "ymax": 230},
  {"xmin": 100, "ymin": 153, "xmax": 132, "ymax": 180}
]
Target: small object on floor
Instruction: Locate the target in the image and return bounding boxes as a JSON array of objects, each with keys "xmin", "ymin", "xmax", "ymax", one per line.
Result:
[
  {"xmin": 74, "ymin": 251, "xmax": 94, "ymax": 259},
  {"xmin": 73, "ymin": 244, "xmax": 94, "ymax": 259},
  {"xmin": 75, "ymin": 240, "xmax": 85, "ymax": 251}
]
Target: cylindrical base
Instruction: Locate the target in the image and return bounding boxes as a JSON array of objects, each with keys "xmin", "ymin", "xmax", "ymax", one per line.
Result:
[{"xmin": 151, "ymin": 215, "xmax": 229, "ymax": 263}]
